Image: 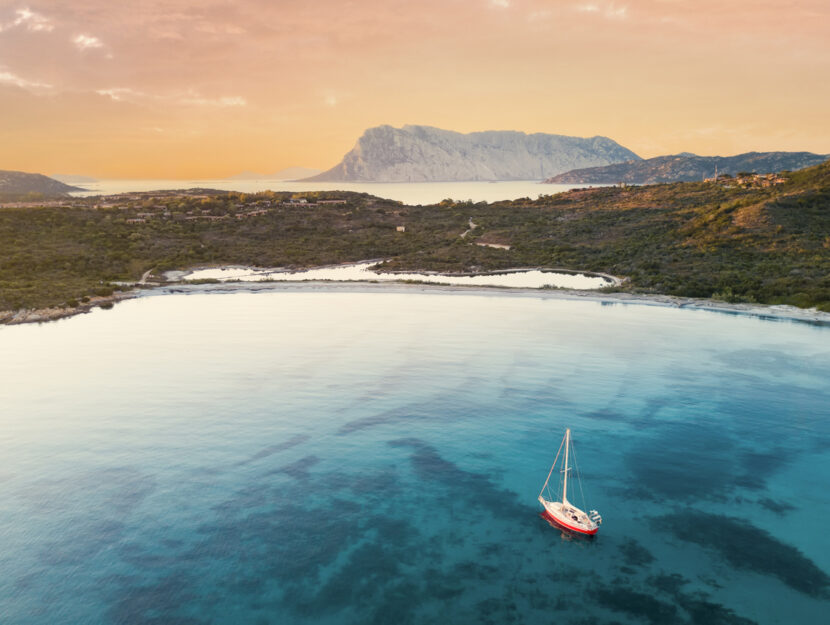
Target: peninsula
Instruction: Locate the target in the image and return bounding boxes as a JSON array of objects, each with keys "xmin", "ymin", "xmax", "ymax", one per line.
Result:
[
  {"xmin": 0, "ymin": 169, "xmax": 83, "ymax": 198},
  {"xmin": 546, "ymin": 151, "xmax": 828, "ymax": 185}
]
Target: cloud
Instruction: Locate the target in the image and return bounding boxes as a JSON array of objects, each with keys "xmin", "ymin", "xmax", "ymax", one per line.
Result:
[
  {"xmin": 73, "ymin": 34, "xmax": 104, "ymax": 50},
  {"xmin": 95, "ymin": 87, "xmax": 141, "ymax": 101},
  {"xmin": 181, "ymin": 94, "xmax": 247, "ymax": 107},
  {"xmin": 14, "ymin": 7, "xmax": 54, "ymax": 32},
  {"xmin": 490, "ymin": 0, "xmax": 511, "ymax": 8},
  {"xmin": 0, "ymin": 69, "xmax": 51, "ymax": 90},
  {"xmin": 0, "ymin": 7, "xmax": 54, "ymax": 32},
  {"xmin": 576, "ymin": 2, "xmax": 628, "ymax": 19},
  {"xmin": 96, "ymin": 87, "xmax": 246, "ymax": 108},
  {"xmin": 605, "ymin": 4, "xmax": 628, "ymax": 19}
]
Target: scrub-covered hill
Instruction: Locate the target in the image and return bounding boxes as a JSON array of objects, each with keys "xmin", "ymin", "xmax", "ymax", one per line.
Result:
[
  {"xmin": 1, "ymin": 159, "xmax": 829, "ymax": 317},
  {"xmin": 0, "ymin": 170, "xmax": 82, "ymax": 197},
  {"xmin": 545, "ymin": 151, "xmax": 828, "ymax": 184}
]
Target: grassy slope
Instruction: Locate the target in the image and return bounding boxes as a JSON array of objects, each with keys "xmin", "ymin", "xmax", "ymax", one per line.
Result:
[{"xmin": 1, "ymin": 161, "xmax": 828, "ymax": 313}]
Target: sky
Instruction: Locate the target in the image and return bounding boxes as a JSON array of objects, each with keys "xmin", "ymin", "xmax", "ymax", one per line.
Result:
[{"xmin": 0, "ymin": 0, "xmax": 828, "ymax": 178}]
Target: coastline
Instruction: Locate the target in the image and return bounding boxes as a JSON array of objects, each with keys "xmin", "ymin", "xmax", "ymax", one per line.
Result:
[
  {"xmin": 141, "ymin": 280, "xmax": 830, "ymax": 326},
  {"xmin": 3, "ymin": 275, "xmax": 829, "ymax": 328},
  {"xmin": 0, "ymin": 291, "xmax": 137, "ymax": 326}
]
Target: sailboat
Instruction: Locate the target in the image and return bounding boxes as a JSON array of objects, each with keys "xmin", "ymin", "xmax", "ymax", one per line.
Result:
[{"xmin": 538, "ymin": 428, "xmax": 602, "ymax": 536}]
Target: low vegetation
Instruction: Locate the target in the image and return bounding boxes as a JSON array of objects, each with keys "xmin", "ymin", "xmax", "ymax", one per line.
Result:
[{"xmin": 1, "ymin": 160, "xmax": 829, "ymax": 315}]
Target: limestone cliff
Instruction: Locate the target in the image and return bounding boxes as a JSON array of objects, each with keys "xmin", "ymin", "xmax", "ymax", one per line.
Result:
[{"xmin": 303, "ymin": 125, "xmax": 640, "ymax": 182}]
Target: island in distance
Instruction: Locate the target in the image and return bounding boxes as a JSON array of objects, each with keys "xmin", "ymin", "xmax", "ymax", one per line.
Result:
[
  {"xmin": 0, "ymin": 170, "xmax": 83, "ymax": 195},
  {"xmin": 546, "ymin": 151, "xmax": 829, "ymax": 184},
  {"xmin": 302, "ymin": 124, "xmax": 640, "ymax": 182}
]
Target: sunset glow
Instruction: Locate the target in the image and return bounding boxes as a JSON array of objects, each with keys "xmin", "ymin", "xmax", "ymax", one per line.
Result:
[{"xmin": 1, "ymin": 0, "xmax": 828, "ymax": 178}]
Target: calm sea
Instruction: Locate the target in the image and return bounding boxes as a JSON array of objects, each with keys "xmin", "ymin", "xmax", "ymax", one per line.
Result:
[
  {"xmin": 1, "ymin": 289, "xmax": 828, "ymax": 624},
  {"xmin": 69, "ymin": 180, "xmax": 583, "ymax": 205}
]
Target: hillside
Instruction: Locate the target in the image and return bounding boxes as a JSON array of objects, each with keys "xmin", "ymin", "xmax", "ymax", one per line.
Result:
[
  {"xmin": 303, "ymin": 125, "xmax": 640, "ymax": 182},
  {"xmin": 1, "ymin": 160, "xmax": 829, "ymax": 317},
  {"xmin": 0, "ymin": 170, "xmax": 83, "ymax": 196},
  {"xmin": 546, "ymin": 152, "xmax": 828, "ymax": 184}
]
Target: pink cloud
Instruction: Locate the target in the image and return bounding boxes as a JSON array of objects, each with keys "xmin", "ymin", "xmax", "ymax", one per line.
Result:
[{"xmin": 72, "ymin": 33, "xmax": 103, "ymax": 49}]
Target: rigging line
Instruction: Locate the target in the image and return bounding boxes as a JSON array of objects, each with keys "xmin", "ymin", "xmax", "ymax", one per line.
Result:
[
  {"xmin": 539, "ymin": 433, "xmax": 566, "ymax": 498},
  {"xmin": 571, "ymin": 437, "xmax": 587, "ymax": 512}
]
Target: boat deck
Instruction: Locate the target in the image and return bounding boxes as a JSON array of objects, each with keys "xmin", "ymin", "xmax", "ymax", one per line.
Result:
[{"xmin": 539, "ymin": 497, "xmax": 598, "ymax": 534}]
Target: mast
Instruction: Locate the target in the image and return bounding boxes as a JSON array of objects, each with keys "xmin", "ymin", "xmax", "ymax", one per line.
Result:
[{"xmin": 562, "ymin": 428, "xmax": 570, "ymax": 504}]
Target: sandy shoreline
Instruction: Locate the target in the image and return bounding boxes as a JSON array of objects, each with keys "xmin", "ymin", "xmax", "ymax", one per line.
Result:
[
  {"xmin": 3, "ymin": 277, "xmax": 829, "ymax": 328},
  {"xmin": 146, "ymin": 280, "xmax": 830, "ymax": 326}
]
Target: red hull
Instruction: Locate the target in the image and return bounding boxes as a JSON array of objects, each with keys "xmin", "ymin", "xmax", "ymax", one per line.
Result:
[{"xmin": 541, "ymin": 510, "xmax": 599, "ymax": 536}]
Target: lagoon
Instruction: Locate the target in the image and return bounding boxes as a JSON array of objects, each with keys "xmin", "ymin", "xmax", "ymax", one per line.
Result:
[
  {"xmin": 1, "ymin": 288, "xmax": 828, "ymax": 624},
  {"xmin": 178, "ymin": 262, "xmax": 618, "ymax": 290}
]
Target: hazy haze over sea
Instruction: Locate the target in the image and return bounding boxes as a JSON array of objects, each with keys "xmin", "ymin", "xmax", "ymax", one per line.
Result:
[{"xmin": 69, "ymin": 179, "xmax": 587, "ymax": 204}]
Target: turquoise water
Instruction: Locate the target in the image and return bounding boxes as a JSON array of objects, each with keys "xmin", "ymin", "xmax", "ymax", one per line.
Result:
[{"xmin": 1, "ymin": 290, "xmax": 828, "ymax": 624}]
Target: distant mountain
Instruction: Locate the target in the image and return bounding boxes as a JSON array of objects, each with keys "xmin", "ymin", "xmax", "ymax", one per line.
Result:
[
  {"xmin": 0, "ymin": 170, "xmax": 83, "ymax": 195},
  {"xmin": 545, "ymin": 152, "xmax": 830, "ymax": 184},
  {"xmin": 51, "ymin": 174, "xmax": 98, "ymax": 184},
  {"xmin": 302, "ymin": 125, "xmax": 640, "ymax": 182},
  {"xmin": 229, "ymin": 167, "xmax": 322, "ymax": 181}
]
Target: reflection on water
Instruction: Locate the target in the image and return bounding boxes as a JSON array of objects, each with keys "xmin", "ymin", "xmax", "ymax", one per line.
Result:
[
  {"xmin": 179, "ymin": 262, "xmax": 616, "ymax": 289},
  {"xmin": 0, "ymin": 290, "xmax": 829, "ymax": 624}
]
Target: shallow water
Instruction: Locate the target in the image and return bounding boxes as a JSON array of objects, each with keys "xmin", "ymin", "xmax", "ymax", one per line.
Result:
[
  {"xmin": 1, "ymin": 290, "xmax": 829, "ymax": 624},
  {"xmin": 180, "ymin": 262, "xmax": 615, "ymax": 290}
]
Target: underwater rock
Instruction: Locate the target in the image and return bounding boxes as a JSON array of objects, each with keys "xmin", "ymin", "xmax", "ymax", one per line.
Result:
[{"xmin": 656, "ymin": 511, "xmax": 830, "ymax": 598}]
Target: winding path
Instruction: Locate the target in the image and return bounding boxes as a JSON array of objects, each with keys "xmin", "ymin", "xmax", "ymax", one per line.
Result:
[{"xmin": 460, "ymin": 218, "xmax": 478, "ymax": 238}]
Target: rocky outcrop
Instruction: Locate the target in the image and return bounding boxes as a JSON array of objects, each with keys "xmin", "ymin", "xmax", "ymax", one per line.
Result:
[
  {"xmin": 303, "ymin": 125, "xmax": 640, "ymax": 182},
  {"xmin": 0, "ymin": 292, "xmax": 134, "ymax": 326},
  {"xmin": 545, "ymin": 152, "xmax": 830, "ymax": 184},
  {"xmin": 0, "ymin": 170, "xmax": 83, "ymax": 195}
]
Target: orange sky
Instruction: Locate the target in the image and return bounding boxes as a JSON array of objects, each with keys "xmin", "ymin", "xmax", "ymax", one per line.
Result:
[{"xmin": 1, "ymin": 0, "xmax": 828, "ymax": 178}]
